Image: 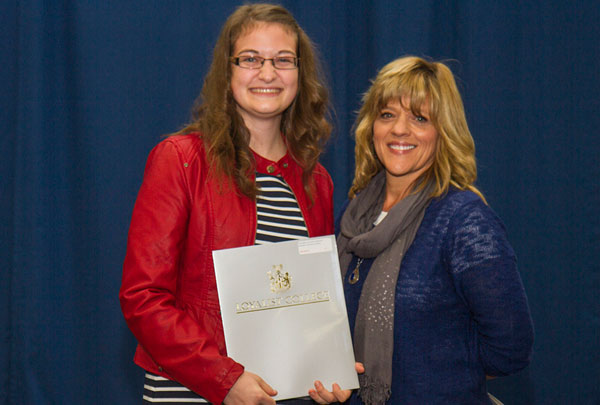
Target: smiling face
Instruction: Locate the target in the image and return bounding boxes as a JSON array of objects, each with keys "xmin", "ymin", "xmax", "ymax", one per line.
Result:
[
  {"xmin": 230, "ymin": 23, "xmax": 299, "ymax": 129},
  {"xmin": 373, "ymin": 98, "xmax": 438, "ymax": 190}
]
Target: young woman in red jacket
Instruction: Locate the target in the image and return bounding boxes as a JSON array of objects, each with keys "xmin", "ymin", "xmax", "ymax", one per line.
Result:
[{"xmin": 120, "ymin": 4, "xmax": 352, "ymax": 405}]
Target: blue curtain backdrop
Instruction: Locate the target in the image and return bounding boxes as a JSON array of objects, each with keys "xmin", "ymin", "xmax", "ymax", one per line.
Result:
[{"xmin": 2, "ymin": 1, "xmax": 599, "ymax": 403}]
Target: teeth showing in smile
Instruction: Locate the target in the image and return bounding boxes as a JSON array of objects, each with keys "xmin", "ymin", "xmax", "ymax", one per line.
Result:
[
  {"xmin": 389, "ymin": 144, "xmax": 415, "ymax": 151},
  {"xmin": 251, "ymin": 88, "xmax": 280, "ymax": 94}
]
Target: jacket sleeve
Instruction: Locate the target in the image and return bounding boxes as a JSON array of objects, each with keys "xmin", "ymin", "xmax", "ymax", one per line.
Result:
[
  {"xmin": 323, "ymin": 169, "xmax": 334, "ymax": 235},
  {"xmin": 446, "ymin": 199, "xmax": 534, "ymax": 377},
  {"xmin": 119, "ymin": 139, "xmax": 243, "ymax": 404},
  {"xmin": 314, "ymin": 163, "xmax": 335, "ymax": 235}
]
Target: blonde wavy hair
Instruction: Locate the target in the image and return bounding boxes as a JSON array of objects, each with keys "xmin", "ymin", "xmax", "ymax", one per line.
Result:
[
  {"xmin": 177, "ymin": 4, "xmax": 331, "ymax": 200},
  {"xmin": 350, "ymin": 56, "xmax": 485, "ymax": 202}
]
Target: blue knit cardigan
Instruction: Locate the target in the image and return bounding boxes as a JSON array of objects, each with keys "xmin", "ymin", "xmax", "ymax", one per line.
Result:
[{"xmin": 337, "ymin": 188, "xmax": 534, "ymax": 404}]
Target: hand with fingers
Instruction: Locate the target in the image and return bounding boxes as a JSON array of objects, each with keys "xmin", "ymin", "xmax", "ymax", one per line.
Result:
[
  {"xmin": 307, "ymin": 362, "xmax": 365, "ymax": 404},
  {"xmin": 223, "ymin": 371, "xmax": 278, "ymax": 405}
]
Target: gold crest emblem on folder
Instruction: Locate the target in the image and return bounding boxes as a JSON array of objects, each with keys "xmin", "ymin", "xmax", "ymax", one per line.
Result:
[{"xmin": 267, "ymin": 264, "xmax": 291, "ymax": 293}]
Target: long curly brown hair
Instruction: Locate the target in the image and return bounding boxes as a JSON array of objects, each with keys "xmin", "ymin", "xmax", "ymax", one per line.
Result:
[
  {"xmin": 350, "ymin": 56, "xmax": 485, "ymax": 202},
  {"xmin": 177, "ymin": 4, "xmax": 331, "ymax": 199}
]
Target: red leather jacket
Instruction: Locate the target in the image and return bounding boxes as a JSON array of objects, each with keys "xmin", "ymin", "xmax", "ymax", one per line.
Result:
[{"xmin": 120, "ymin": 134, "xmax": 334, "ymax": 404}]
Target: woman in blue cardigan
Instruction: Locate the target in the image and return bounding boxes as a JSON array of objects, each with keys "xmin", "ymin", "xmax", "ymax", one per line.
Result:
[{"xmin": 334, "ymin": 56, "xmax": 534, "ymax": 404}]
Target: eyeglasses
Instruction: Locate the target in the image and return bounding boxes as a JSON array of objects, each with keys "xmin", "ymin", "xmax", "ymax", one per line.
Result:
[{"xmin": 230, "ymin": 55, "xmax": 299, "ymax": 70}]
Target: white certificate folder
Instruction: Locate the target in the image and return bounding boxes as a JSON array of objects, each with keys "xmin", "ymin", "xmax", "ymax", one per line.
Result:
[{"xmin": 212, "ymin": 235, "xmax": 359, "ymax": 400}]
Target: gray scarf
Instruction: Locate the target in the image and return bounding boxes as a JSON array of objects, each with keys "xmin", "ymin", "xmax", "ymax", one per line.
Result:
[{"xmin": 337, "ymin": 171, "xmax": 433, "ymax": 404}]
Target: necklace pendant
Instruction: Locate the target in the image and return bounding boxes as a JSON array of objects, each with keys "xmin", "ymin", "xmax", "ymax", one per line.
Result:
[
  {"xmin": 349, "ymin": 267, "xmax": 359, "ymax": 284},
  {"xmin": 349, "ymin": 258, "xmax": 363, "ymax": 285}
]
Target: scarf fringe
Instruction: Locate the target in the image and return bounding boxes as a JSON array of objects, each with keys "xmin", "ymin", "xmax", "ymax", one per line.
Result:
[{"xmin": 357, "ymin": 374, "xmax": 391, "ymax": 405}]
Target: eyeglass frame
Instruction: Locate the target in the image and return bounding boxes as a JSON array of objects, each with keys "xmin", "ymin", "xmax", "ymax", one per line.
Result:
[{"xmin": 230, "ymin": 55, "xmax": 300, "ymax": 70}]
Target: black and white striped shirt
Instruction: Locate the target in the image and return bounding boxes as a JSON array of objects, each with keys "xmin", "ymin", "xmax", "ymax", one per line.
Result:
[
  {"xmin": 143, "ymin": 373, "xmax": 208, "ymax": 403},
  {"xmin": 255, "ymin": 172, "xmax": 309, "ymax": 244}
]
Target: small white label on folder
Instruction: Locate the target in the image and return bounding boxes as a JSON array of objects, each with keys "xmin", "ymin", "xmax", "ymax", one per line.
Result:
[{"xmin": 298, "ymin": 237, "xmax": 333, "ymax": 255}]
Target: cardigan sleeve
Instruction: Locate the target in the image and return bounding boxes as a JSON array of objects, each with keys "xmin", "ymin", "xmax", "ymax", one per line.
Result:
[
  {"xmin": 119, "ymin": 139, "xmax": 243, "ymax": 403},
  {"xmin": 445, "ymin": 199, "xmax": 534, "ymax": 377}
]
